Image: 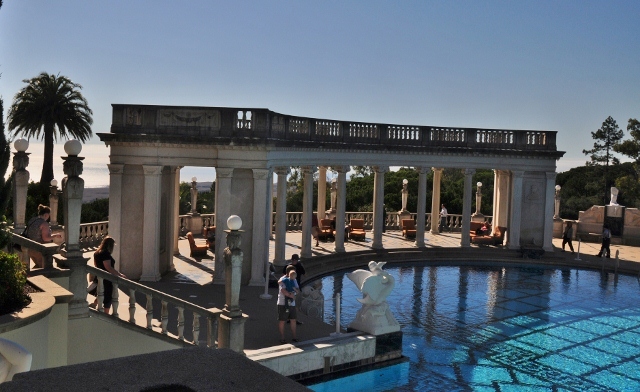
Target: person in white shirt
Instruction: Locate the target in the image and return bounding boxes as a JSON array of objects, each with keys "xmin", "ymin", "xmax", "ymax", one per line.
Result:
[{"xmin": 439, "ymin": 204, "xmax": 449, "ymax": 232}]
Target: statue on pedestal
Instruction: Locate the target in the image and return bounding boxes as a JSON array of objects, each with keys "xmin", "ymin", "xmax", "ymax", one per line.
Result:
[
  {"xmin": 610, "ymin": 187, "xmax": 619, "ymax": 206},
  {"xmin": 347, "ymin": 261, "xmax": 400, "ymax": 335}
]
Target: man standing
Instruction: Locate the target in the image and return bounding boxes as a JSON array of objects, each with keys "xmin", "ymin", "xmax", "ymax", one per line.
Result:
[
  {"xmin": 439, "ymin": 204, "xmax": 448, "ymax": 233},
  {"xmin": 597, "ymin": 224, "xmax": 611, "ymax": 258},
  {"xmin": 283, "ymin": 254, "xmax": 305, "ymax": 286}
]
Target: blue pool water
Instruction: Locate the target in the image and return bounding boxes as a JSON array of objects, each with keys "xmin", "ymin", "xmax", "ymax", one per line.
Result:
[{"xmin": 308, "ymin": 265, "xmax": 640, "ymax": 391}]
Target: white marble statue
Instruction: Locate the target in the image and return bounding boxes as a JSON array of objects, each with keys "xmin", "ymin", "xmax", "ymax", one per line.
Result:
[
  {"xmin": 0, "ymin": 338, "xmax": 32, "ymax": 383},
  {"xmin": 610, "ymin": 187, "xmax": 619, "ymax": 206},
  {"xmin": 347, "ymin": 261, "xmax": 400, "ymax": 335}
]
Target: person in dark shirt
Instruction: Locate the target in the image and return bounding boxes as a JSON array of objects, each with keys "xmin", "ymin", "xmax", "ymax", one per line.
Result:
[
  {"xmin": 90, "ymin": 236, "xmax": 127, "ymax": 314},
  {"xmin": 282, "ymin": 254, "xmax": 305, "ymax": 285}
]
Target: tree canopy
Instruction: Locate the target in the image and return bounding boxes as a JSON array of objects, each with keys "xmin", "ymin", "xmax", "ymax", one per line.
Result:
[{"xmin": 8, "ymin": 72, "xmax": 93, "ymax": 184}]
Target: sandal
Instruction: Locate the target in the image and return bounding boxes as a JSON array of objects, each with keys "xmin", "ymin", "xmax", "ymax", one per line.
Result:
[{"xmin": 279, "ymin": 339, "xmax": 286, "ymax": 344}]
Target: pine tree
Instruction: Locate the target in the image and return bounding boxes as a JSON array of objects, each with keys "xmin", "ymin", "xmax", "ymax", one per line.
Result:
[{"xmin": 583, "ymin": 116, "xmax": 624, "ymax": 204}]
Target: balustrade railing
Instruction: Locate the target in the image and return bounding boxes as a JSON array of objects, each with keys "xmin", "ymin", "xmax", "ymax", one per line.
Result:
[
  {"xmin": 111, "ymin": 105, "xmax": 558, "ymax": 152},
  {"xmin": 79, "ymin": 221, "xmax": 109, "ymax": 249},
  {"xmin": 88, "ymin": 265, "xmax": 222, "ymax": 347}
]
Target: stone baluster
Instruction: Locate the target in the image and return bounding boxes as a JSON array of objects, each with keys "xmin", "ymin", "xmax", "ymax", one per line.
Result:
[
  {"xmin": 97, "ymin": 277, "xmax": 105, "ymax": 313},
  {"xmin": 193, "ymin": 315, "xmax": 201, "ymax": 345},
  {"xmin": 111, "ymin": 282, "xmax": 119, "ymax": 318},
  {"xmin": 177, "ymin": 307, "xmax": 185, "ymax": 340},
  {"xmin": 161, "ymin": 301, "xmax": 169, "ymax": 334},
  {"xmin": 146, "ymin": 294, "xmax": 153, "ymax": 329},
  {"xmin": 129, "ymin": 289, "xmax": 136, "ymax": 323}
]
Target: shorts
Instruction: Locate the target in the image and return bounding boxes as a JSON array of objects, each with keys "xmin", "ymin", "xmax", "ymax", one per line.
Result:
[{"xmin": 277, "ymin": 305, "xmax": 297, "ymax": 321}]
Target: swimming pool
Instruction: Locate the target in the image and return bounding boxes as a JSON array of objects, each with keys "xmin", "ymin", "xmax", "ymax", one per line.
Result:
[{"xmin": 308, "ymin": 265, "xmax": 640, "ymax": 391}]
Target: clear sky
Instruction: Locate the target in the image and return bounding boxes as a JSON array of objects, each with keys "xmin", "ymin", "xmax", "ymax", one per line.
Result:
[{"xmin": 1, "ymin": 1, "xmax": 639, "ymax": 186}]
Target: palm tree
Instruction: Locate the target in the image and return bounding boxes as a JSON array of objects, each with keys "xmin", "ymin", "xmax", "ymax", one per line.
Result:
[{"xmin": 8, "ymin": 72, "xmax": 93, "ymax": 184}]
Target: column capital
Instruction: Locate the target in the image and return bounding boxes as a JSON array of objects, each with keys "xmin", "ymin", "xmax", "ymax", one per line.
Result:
[
  {"xmin": 545, "ymin": 171, "xmax": 557, "ymax": 181},
  {"xmin": 252, "ymin": 168, "xmax": 270, "ymax": 180},
  {"xmin": 417, "ymin": 166, "xmax": 429, "ymax": 174},
  {"xmin": 142, "ymin": 165, "xmax": 162, "ymax": 176},
  {"xmin": 431, "ymin": 167, "xmax": 444, "ymax": 174},
  {"xmin": 334, "ymin": 165, "xmax": 349, "ymax": 174},
  {"xmin": 107, "ymin": 163, "xmax": 125, "ymax": 175},
  {"xmin": 373, "ymin": 166, "xmax": 389, "ymax": 174},
  {"xmin": 217, "ymin": 167, "xmax": 234, "ymax": 178},
  {"xmin": 274, "ymin": 167, "xmax": 289, "ymax": 176},
  {"xmin": 464, "ymin": 168, "xmax": 476, "ymax": 176},
  {"xmin": 511, "ymin": 170, "xmax": 525, "ymax": 178},
  {"xmin": 301, "ymin": 166, "xmax": 316, "ymax": 175}
]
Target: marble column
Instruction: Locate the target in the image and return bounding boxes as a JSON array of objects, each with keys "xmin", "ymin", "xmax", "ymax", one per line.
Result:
[
  {"xmin": 430, "ymin": 168, "xmax": 443, "ymax": 234},
  {"xmin": 250, "ymin": 169, "xmax": 270, "ymax": 286},
  {"xmin": 543, "ymin": 172, "xmax": 556, "ymax": 251},
  {"xmin": 214, "ymin": 168, "xmax": 234, "ymax": 284},
  {"xmin": 334, "ymin": 166, "xmax": 347, "ymax": 253},
  {"xmin": 317, "ymin": 166, "xmax": 327, "ymax": 220},
  {"xmin": 140, "ymin": 165, "xmax": 162, "ymax": 282},
  {"xmin": 492, "ymin": 170, "xmax": 510, "ymax": 230},
  {"xmin": 372, "ymin": 166, "xmax": 388, "ymax": 249},
  {"xmin": 11, "ymin": 140, "xmax": 29, "ymax": 234},
  {"xmin": 107, "ymin": 164, "xmax": 124, "ymax": 268},
  {"xmin": 508, "ymin": 171, "xmax": 524, "ymax": 250},
  {"xmin": 273, "ymin": 167, "xmax": 288, "ymax": 267},
  {"xmin": 416, "ymin": 167, "xmax": 428, "ymax": 247},
  {"xmin": 461, "ymin": 169, "xmax": 475, "ymax": 247},
  {"xmin": 172, "ymin": 167, "xmax": 182, "ymax": 257},
  {"xmin": 301, "ymin": 166, "xmax": 315, "ymax": 258},
  {"xmin": 268, "ymin": 171, "xmax": 274, "ymax": 240}
]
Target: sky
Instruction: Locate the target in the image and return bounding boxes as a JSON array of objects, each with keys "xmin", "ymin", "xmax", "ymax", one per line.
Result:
[{"xmin": 1, "ymin": 1, "xmax": 639, "ymax": 187}]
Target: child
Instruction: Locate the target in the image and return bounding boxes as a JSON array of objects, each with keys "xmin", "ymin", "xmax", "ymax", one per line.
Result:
[{"xmin": 281, "ymin": 270, "xmax": 298, "ymax": 310}]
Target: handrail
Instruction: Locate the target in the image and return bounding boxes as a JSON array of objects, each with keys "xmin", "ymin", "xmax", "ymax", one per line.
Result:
[
  {"xmin": 9, "ymin": 232, "xmax": 60, "ymax": 271},
  {"xmin": 88, "ymin": 265, "xmax": 222, "ymax": 347},
  {"xmin": 108, "ymin": 104, "xmax": 560, "ymax": 153}
]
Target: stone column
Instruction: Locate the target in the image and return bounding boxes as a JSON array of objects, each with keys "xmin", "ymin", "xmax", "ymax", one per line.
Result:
[
  {"xmin": 508, "ymin": 171, "xmax": 524, "ymax": 249},
  {"xmin": 48, "ymin": 180, "xmax": 60, "ymax": 228},
  {"xmin": 430, "ymin": 168, "xmax": 443, "ymax": 234},
  {"xmin": 172, "ymin": 167, "xmax": 181, "ymax": 258},
  {"xmin": 461, "ymin": 169, "xmax": 475, "ymax": 247},
  {"xmin": 492, "ymin": 170, "xmax": 510, "ymax": 230},
  {"xmin": 11, "ymin": 139, "xmax": 29, "ymax": 234},
  {"xmin": 317, "ymin": 166, "xmax": 327, "ymax": 220},
  {"xmin": 416, "ymin": 167, "xmax": 427, "ymax": 247},
  {"xmin": 107, "ymin": 164, "xmax": 124, "ymax": 267},
  {"xmin": 301, "ymin": 166, "xmax": 314, "ymax": 258},
  {"xmin": 140, "ymin": 165, "xmax": 162, "ymax": 281},
  {"xmin": 273, "ymin": 167, "xmax": 288, "ymax": 267},
  {"xmin": 543, "ymin": 172, "xmax": 556, "ymax": 251},
  {"xmin": 268, "ymin": 170, "xmax": 274, "ymax": 240},
  {"xmin": 372, "ymin": 166, "xmax": 388, "ymax": 249},
  {"xmin": 217, "ymin": 216, "xmax": 248, "ymax": 353},
  {"xmin": 334, "ymin": 166, "xmax": 347, "ymax": 253},
  {"xmin": 214, "ymin": 168, "xmax": 234, "ymax": 284},
  {"xmin": 250, "ymin": 169, "xmax": 269, "ymax": 286},
  {"xmin": 59, "ymin": 140, "xmax": 90, "ymax": 318}
]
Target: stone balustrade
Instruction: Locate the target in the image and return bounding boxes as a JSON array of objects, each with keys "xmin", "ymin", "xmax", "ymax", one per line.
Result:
[
  {"xmin": 88, "ymin": 265, "xmax": 222, "ymax": 347},
  {"xmin": 10, "ymin": 233, "xmax": 60, "ymax": 271},
  {"xmin": 110, "ymin": 105, "xmax": 558, "ymax": 153},
  {"xmin": 79, "ymin": 221, "xmax": 109, "ymax": 249}
]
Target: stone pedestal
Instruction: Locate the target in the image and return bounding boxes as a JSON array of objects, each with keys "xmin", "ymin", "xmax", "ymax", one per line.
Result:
[
  {"xmin": 56, "ymin": 254, "xmax": 90, "ymax": 319},
  {"xmin": 553, "ymin": 218, "xmax": 564, "ymax": 238},
  {"xmin": 218, "ymin": 313, "xmax": 248, "ymax": 354},
  {"xmin": 12, "ymin": 150, "xmax": 30, "ymax": 234},
  {"xmin": 397, "ymin": 211, "xmax": 411, "ymax": 227},
  {"xmin": 186, "ymin": 214, "xmax": 204, "ymax": 235},
  {"xmin": 349, "ymin": 302, "xmax": 400, "ymax": 335},
  {"xmin": 471, "ymin": 213, "xmax": 485, "ymax": 222}
]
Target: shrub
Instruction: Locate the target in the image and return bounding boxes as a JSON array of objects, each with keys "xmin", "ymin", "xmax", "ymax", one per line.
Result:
[{"xmin": 0, "ymin": 251, "xmax": 31, "ymax": 315}]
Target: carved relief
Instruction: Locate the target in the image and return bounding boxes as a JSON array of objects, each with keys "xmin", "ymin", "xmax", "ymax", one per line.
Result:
[
  {"xmin": 126, "ymin": 107, "xmax": 142, "ymax": 126},
  {"xmin": 525, "ymin": 183, "xmax": 543, "ymax": 203},
  {"xmin": 158, "ymin": 109, "xmax": 220, "ymax": 129},
  {"xmin": 578, "ymin": 206, "xmax": 604, "ymax": 224},
  {"xmin": 624, "ymin": 208, "xmax": 640, "ymax": 227}
]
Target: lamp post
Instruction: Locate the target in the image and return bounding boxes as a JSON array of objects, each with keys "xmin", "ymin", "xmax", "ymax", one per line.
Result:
[
  {"xmin": 49, "ymin": 179, "xmax": 59, "ymax": 228},
  {"xmin": 218, "ymin": 215, "xmax": 248, "ymax": 353},
  {"xmin": 554, "ymin": 185, "xmax": 561, "ymax": 219},
  {"xmin": 190, "ymin": 177, "xmax": 199, "ymax": 215},
  {"xmin": 12, "ymin": 139, "xmax": 30, "ymax": 234},
  {"xmin": 401, "ymin": 179, "xmax": 409, "ymax": 213}
]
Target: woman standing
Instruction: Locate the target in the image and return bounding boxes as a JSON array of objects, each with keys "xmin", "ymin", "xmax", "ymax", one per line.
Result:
[
  {"xmin": 562, "ymin": 222, "xmax": 575, "ymax": 253},
  {"xmin": 91, "ymin": 236, "xmax": 127, "ymax": 314},
  {"xmin": 25, "ymin": 204, "xmax": 61, "ymax": 268}
]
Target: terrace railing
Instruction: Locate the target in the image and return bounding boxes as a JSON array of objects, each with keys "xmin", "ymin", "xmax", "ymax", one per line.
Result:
[
  {"xmin": 87, "ymin": 265, "xmax": 222, "ymax": 347},
  {"xmin": 110, "ymin": 105, "xmax": 559, "ymax": 153}
]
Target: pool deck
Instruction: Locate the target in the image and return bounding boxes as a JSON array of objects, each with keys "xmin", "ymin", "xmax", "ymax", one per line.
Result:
[{"xmin": 124, "ymin": 230, "xmax": 640, "ymax": 353}]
